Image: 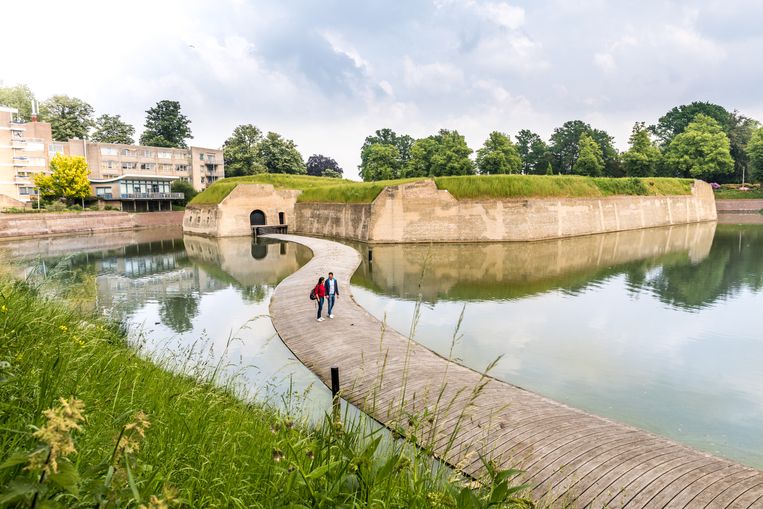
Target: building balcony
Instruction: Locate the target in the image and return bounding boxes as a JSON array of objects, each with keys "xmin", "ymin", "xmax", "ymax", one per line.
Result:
[
  {"xmin": 102, "ymin": 192, "xmax": 184, "ymax": 201},
  {"xmin": 11, "ymin": 140, "xmax": 26, "ymax": 149}
]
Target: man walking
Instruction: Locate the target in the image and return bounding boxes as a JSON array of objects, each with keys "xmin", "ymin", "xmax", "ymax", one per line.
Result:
[{"xmin": 325, "ymin": 272, "xmax": 339, "ymax": 318}]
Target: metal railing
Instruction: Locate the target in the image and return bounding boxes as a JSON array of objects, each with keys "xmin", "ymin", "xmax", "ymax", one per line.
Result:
[{"xmin": 113, "ymin": 192, "xmax": 185, "ymax": 200}]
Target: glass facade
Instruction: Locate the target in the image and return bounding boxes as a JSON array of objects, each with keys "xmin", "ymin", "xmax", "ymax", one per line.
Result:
[{"xmin": 119, "ymin": 179, "xmax": 171, "ymax": 195}]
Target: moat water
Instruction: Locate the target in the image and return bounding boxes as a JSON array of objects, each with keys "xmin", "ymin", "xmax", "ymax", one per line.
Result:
[{"xmin": 2, "ymin": 220, "xmax": 762, "ymax": 468}]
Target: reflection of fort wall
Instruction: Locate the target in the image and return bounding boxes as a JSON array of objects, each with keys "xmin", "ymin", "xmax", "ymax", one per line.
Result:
[
  {"xmin": 353, "ymin": 221, "xmax": 716, "ymax": 301},
  {"xmin": 182, "ymin": 235, "xmax": 311, "ymax": 286}
]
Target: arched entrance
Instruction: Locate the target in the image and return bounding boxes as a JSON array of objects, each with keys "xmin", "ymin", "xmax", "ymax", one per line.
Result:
[{"xmin": 250, "ymin": 210, "xmax": 266, "ymax": 226}]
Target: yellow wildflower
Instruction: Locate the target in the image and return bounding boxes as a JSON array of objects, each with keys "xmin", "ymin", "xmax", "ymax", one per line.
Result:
[
  {"xmin": 115, "ymin": 411, "xmax": 151, "ymax": 461},
  {"xmin": 0, "ymin": 304, "xmax": 7, "ymax": 313},
  {"xmin": 27, "ymin": 397, "xmax": 85, "ymax": 475},
  {"xmin": 59, "ymin": 325, "xmax": 68, "ymax": 332}
]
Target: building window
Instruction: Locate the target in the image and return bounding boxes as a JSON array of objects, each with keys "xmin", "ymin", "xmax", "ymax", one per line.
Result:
[
  {"xmin": 28, "ymin": 158, "xmax": 46, "ymax": 167},
  {"xmin": 158, "ymin": 151, "xmax": 172, "ymax": 159},
  {"xmin": 48, "ymin": 143, "xmax": 65, "ymax": 156},
  {"xmin": 102, "ymin": 160, "xmax": 116, "ymax": 169},
  {"xmin": 175, "ymin": 152, "xmax": 189, "ymax": 159},
  {"xmin": 16, "ymin": 171, "xmax": 31, "ymax": 178},
  {"xmin": 160, "ymin": 163, "xmax": 172, "ymax": 171},
  {"xmin": 121, "ymin": 149, "xmax": 136, "ymax": 157},
  {"xmin": 122, "ymin": 162, "xmax": 137, "ymax": 170},
  {"xmin": 19, "ymin": 186, "xmax": 37, "ymax": 195},
  {"xmin": 101, "ymin": 147, "xmax": 118, "ymax": 156},
  {"xmin": 206, "ymin": 154, "xmax": 216, "ymax": 163},
  {"xmin": 25, "ymin": 142, "xmax": 44, "ymax": 152},
  {"xmin": 199, "ymin": 153, "xmax": 205, "ymax": 161},
  {"xmin": 140, "ymin": 163, "xmax": 155, "ymax": 170},
  {"xmin": 95, "ymin": 187, "xmax": 112, "ymax": 197},
  {"xmin": 175, "ymin": 164, "xmax": 188, "ymax": 172},
  {"xmin": 141, "ymin": 149, "xmax": 154, "ymax": 158}
]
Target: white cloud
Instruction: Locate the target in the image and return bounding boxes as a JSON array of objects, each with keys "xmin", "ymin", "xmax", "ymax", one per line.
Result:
[{"xmin": 482, "ymin": 2, "xmax": 525, "ymax": 29}]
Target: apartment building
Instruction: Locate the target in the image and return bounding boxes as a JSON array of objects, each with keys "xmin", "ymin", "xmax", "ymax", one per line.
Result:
[{"xmin": 0, "ymin": 107, "xmax": 224, "ymax": 210}]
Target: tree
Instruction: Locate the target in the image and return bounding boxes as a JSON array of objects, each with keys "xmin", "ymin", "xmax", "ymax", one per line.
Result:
[
  {"xmin": 359, "ymin": 128, "xmax": 414, "ymax": 181},
  {"xmin": 404, "ymin": 129, "xmax": 474, "ymax": 177},
  {"xmin": 258, "ymin": 132, "xmax": 305, "ymax": 174},
  {"xmin": 306, "ymin": 154, "xmax": 344, "ymax": 177},
  {"xmin": 90, "ymin": 114, "xmax": 135, "ymax": 144},
  {"xmin": 651, "ymin": 102, "xmax": 731, "ymax": 147},
  {"xmin": 664, "ymin": 114, "xmax": 734, "ymax": 180},
  {"xmin": 573, "ymin": 133, "xmax": 604, "ymax": 176},
  {"xmin": 0, "ymin": 84, "xmax": 36, "ymax": 121},
  {"xmin": 515, "ymin": 129, "xmax": 549, "ymax": 174},
  {"xmin": 360, "ymin": 144, "xmax": 400, "ymax": 181},
  {"xmin": 622, "ymin": 122, "xmax": 662, "ymax": 177},
  {"xmin": 139, "ymin": 100, "xmax": 192, "ymax": 148},
  {"xmin": 548, "ymin": 120, "xmax": 619, "ymax": 176},
  {"xmin": 727, "ymin": 111, "xmax": 760, "ymax": 183},
  {"xmin": 171, "ymin": 180, "xmax": 197, "ymax": 206},
  {"xmin": 747, "ymin": 127, "xmax": 763, "ymax": 183},
  {"xmin": 40, "ymin": 95, "xmax": 94, "ymax": 140},
  {"xmin": 475, "ymin": 131, "xmax": 522, "ymax": 174},
  {"xmin": 33, "ymin": 154, "xmax": 90, "ymax": 202},
  {"xmin": 223, "ymin": 124, "xmax": 265, "ymax": 177}
]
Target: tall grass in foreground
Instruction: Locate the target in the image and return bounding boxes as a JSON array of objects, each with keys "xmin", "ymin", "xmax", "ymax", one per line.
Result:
[{"xmin": 0, "ymin": 277, "xmax": 533, "ymax": 508}]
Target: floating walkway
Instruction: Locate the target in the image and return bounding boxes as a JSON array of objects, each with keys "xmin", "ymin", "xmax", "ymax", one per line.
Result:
[{"xmin": 266, "ymin": 234, "xmax": 763, "ymax": 508}]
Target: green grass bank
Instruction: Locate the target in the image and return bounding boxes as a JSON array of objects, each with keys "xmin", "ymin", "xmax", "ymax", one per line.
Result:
[
  {"xmin": 190, "ymin": 174, "xmax": 695, "ymax": 206},
  {"xmin": 0, "ymin": 276, "xmax": 532, "ymax": 508}
]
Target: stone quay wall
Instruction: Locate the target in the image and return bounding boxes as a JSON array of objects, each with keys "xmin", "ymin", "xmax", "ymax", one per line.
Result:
[
  {"xmin": 715, "ymin": 198, "xmax": 763, "ymax": 213},
  {"xmin": 0, "ymin": 211, "xmax": 183, "ymax": 239},
  {"xmin": 182, "ymin": 179, "xmax": 717, "ymax": 243}
]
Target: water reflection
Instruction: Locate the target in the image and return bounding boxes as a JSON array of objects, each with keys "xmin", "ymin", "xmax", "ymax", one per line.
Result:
[
  {"xmin": 350, "ymin": 221, "xmax": 763, "ymax": 469},
  {"xmin": 2, "ymin": 231, "xmax": 331, "ymax": 413}
]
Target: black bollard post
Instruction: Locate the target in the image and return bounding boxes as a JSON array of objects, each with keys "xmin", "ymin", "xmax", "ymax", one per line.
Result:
[{"xmin": 330, "ymin": 366, "xmax": 340, "ymax": 422}]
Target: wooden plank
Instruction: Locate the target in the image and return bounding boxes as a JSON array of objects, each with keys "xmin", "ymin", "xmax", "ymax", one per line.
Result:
[{"xmin": 264, "ymin": 234, "xmax": 763, "ymax": 508}]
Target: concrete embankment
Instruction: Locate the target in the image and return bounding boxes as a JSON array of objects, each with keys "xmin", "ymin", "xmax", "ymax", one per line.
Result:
[
  {"xmin": 716, "ymin": 199, "xmax": 763, "ymax": 213},
  {"xmin": 0, "ymin": 211, "xmax": 183, "ymax": 239}
]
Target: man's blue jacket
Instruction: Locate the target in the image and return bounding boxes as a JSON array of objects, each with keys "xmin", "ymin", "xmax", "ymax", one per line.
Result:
[{"xmin": 324, "ymin": 278, "xmax": 339, "ymax": 296}]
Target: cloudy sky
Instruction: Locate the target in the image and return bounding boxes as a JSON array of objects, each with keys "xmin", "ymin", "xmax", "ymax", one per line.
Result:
[{"xmin": 3, "ymin": 0, "xmax": 762, "ymax": 179}]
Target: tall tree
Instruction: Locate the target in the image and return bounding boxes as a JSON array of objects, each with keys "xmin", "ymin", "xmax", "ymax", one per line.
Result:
[
  {"xmin": 475, "ymin": 131, "xmax": 522, "ymax": 174},
  {"xmin": 622, "ymin": 122, "xmax": 662, "ymax": 177},
  {"xmin": 727, "ymin": 111, "xmax": 760, "ymax": 183},
  {"xmin": 40, "ymin": 95, "xmax": 94, "ymax": 140},
  {"xmin": 90, "ymin": 114, "xmax": 135, "ymax": 144},
  {"xmin": 404, "ymin": 129, "xmax": 474, "ymax": 177},
  {"xmin": 651, "ymin": 102, "xmax": 731, "ymax": 147},
  {"xmin": 573, "ymin": 133, "xmax": 604, "ymax": 176},
  {"xmin": 664, "ymin": 114, "xmax": 734, "ymax": 180},
  {"xmin": 548, "ymin": 120, "xmax": 618, "ymax": 176},
  {"xmin": 139, "ymin": 100, "xmax": 192, "ymax": 148},
  {"xmin": 258, "ymin": 132, "xmax": 305, "ymax": 174},
  {"xmin": 359, "ymin": 128, "xmax": 414, "ymax": 181},
  {"xmin": 306, "ymin": 154, "xmax": 344, "ymax": 178},
  {"xmin": 223, "ymin": 124, "xmax": 265, "ymax": 177},
  {"xmin": 515, "ymin": 129, "xmax": 548, "ymax": 174},
  {"xmin": 0, "ymin": 84, "xmax": 36, "ymax": 121},
  {"xmin": 747, "ymin": 127, "xmax": 763, "ymax": 183},
  {"xmin": 171, "ymin": 180, "xmax": 198, "ymax": 206},
  {"xmin": 33, "ymin": 154, "xmax": 90, "ymax": 202},
  {"xmin": 360, "ymin": 144, "xmax": 400, "ymax": 181}
]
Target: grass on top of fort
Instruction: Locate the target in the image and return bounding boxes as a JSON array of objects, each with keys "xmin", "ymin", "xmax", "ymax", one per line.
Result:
[{"xmin": 190, "ymin": 173, "xmax": 695, "ymax": 205}]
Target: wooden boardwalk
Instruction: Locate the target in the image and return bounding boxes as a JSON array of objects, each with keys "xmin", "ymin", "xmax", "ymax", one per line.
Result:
[{"xmin": 266, "ymin": 234, "xmax": 763, "ymax": 508}]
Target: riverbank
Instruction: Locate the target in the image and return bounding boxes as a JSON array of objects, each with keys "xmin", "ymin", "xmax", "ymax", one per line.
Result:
[
  {"xmin": 716, "ymin": 198, "xmax": 763, "ymax": 213},
  {"xmin": 0, "ymin": 275, "xmax": 531, "ymax": 507},
  {"xmin": 0, "ymin": 211, "xmax": 183, "ymax": 239}
]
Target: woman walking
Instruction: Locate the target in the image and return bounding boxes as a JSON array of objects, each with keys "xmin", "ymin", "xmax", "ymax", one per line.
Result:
[{"xmin": 314, "ymin": 276, "xmax": 327, "ymax": 322}]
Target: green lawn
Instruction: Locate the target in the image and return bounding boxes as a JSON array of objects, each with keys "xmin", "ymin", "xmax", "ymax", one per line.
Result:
[
  {"xmin": 0, "ymin": 276, "xmax": 532, "ymax": 508},
  {"xmin": 192, "ymin": 174, "xmax": 696, "ymax": 206},
  {"xmin": 714, "ymin": 188, "xmax": 763, "ymax": 199}
]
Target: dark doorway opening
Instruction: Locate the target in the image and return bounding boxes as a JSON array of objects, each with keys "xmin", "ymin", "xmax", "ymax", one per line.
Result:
[
  {"xmin": 278, "ymin": 211, "xmax": 285, "ymax": 225},
  {"xmin": 250, "ymin": 210, "xmax": 266, "ymax": 226}
]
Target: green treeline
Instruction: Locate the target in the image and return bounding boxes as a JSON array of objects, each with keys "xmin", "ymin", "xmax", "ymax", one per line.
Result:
[{"xmin": 358, "ymin": 102, "xmax": 763, "ymax": 184}]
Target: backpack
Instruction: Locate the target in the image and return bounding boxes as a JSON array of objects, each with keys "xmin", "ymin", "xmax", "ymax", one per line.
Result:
[{"xmin": 309, "ymin": 287, "xmax": 317, "ymax": 300}]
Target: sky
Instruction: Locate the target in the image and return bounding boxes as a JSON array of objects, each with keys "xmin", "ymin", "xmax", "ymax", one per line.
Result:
[{"xmin": 2, "ymin": 0, "xmax": 763, "ymax": 180}]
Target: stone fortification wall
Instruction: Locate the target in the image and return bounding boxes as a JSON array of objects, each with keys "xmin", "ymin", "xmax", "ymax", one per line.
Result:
[
  {"xmin": 183, "ymin": 184, "xmax": 299, "ymax": 237},
  {"xmin": 293, "ymin": 202, "xmax": 373, "ymax": 241},
  {"xmin": 357, "ymin": 179, "xmax": 717, "ymax": 243},
  {"xmin": 0, "ymin": 211, "xmax": 183, "ymax": 239},
  {"xmin": 182, "ymin": 179, "xmax": 717, "ymax": 242},
  {"xmin": 715, "ymin": 198, "xmax": 763, "ymax": 213}
]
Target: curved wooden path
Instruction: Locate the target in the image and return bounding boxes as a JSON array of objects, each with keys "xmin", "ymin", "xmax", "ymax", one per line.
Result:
[{"xmin": 266, "ymin": 234, "xmax": 763, "ymax": 508}]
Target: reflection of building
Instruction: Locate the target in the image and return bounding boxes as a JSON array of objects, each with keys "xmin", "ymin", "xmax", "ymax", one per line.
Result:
[{"xmin": 0, "ymin": 107, "xmax": 224, "ymax": 209}]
